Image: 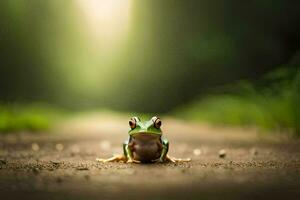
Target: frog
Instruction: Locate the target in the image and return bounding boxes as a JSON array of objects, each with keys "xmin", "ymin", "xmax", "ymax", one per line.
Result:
[{"xmin": 96, "ymin": 116, "xmax": 191, "ymax": 163}]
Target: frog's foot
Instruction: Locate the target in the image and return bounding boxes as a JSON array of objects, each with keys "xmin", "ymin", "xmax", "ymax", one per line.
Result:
[
  {"xmin": 126, "ymin": 159, "xmax": 141, "ymax": 164},
  {"xmin": 166, "ymin": 155, "xmax": 191, "ymax": 163},
  {"xmin": 96, "ymin": 155, "xmax": 127, "ymax": 163}
]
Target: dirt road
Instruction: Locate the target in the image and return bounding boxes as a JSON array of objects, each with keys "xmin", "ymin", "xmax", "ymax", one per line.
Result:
[{"xmin": 0, "ymin": 114, "xmax": 300, "ymax": 200}]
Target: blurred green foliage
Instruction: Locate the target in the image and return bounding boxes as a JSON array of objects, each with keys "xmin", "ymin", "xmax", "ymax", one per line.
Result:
[
  {"xmin": 1, "ymin": 66, "xmax": 299, "ymax": 134},
  {"xmin": 0, "ymin": 104, "xmax": 66, "ymax": 133},
  {"xmin": 0, "ymin": 0, "xmax": 299, "ymax": 113},
  {"xmin": 175, "ymin": 67, "xmax": 300, "ymax": 135},
  {"xmin": 0, "ymin": 1, "xmax": 299, "ymax": 134}
]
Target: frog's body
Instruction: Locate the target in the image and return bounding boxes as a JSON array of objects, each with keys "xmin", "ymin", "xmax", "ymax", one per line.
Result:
[
  {"xmin": 96, "ymin": 116, "xmax": 190, "ymax": 163},
  {"xmin": 124, "ymin": 133, "xmax": 168, "ymax": 163}
]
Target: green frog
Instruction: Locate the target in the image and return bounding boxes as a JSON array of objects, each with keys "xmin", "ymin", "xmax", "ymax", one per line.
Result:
[{"xmin": 96, "ymin": 116, "xmax": 191, "ymax": 163}]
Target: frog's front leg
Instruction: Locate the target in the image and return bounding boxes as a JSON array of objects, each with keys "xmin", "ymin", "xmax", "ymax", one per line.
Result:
[
  {"xmin": 96, "ymin": 155, "xmax": 126, "ymax": 163},
  {"xmin": 157, "ymin": 138, "xmax": 169, "ymax": 162},
  {"xmin": 123, "ymin": 138, "xmax": 140, "ymax": 163},
  {"xmin": 95, "ymin": 140, "xmax": 130, "ymax": 163}
]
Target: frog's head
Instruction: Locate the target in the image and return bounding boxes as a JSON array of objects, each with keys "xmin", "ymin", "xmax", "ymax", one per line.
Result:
[{"xmin": 128, "ymin": 116, "xmax": 162, "ymax": 136}]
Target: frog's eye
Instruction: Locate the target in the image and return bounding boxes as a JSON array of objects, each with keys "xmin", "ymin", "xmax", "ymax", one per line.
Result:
[
  {"xmin": 152, "ymin": 116, "xmax": 162, "ymax": 129},
  {"xmin": 129, "ymin": 117, "xmax": 139, "ymax": 129}
]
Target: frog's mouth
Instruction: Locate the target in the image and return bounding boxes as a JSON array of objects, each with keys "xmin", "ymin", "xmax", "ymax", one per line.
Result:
[{"xmin": 132, "ymin": 133, "xmax": 161, "ymax": 140}]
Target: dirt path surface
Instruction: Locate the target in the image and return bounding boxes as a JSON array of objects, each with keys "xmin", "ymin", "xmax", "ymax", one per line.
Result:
[{"xmin": 0, "ymin": 114, "xmax": 300, "ymax": 200}]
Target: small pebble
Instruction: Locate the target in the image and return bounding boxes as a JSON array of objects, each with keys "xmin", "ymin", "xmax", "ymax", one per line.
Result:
[
  {"xmin": 193, "ymin": 149, "xmax": 202, "ymax": 156},
  {"xmin": 76, "ymin": 166, "xmax": 89, "ymax": 170},
  {"xmin": 55, "ymin": 143, "xmax": 64, "ymax": 151},
  {"xmin": 219, "ymin": 149, "xmax": 226, "ymax": 158},
  {"xmin": 250, "ymin": 148, "xmax": 258, "ymax": 155},
  {"xmin": 84, "ymin": 175, "xmax": 90, "ymax": 180},
  {"xmin": 71, "ymin": 145, "xmax": 80, "ymax": 154},
  {"xmin": 56, "ymin": 177, "xmax": 62, "ymax": 183},
  {"xmin": 32, "ymin": 168, "xmax": 40, "ymax": 174},
  {"xmin": 100, "ymin": 140, "xmax": 111, "ymax": 151},
  {"xmin": 31, "ymin": 143, "xmax": 40, "ymax": 151},
  {"xmin": 0, "ymin": 159, "xmax": 6, "ymax": 165},
  {"xmin": 50, "ymin": 160, "xmax": 61, "ymax": 165}
]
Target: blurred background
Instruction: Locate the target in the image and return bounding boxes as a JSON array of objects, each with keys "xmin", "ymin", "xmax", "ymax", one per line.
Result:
[{"xmin": 0, "ymin": 0, "xmax": 299, "ymax": 134}]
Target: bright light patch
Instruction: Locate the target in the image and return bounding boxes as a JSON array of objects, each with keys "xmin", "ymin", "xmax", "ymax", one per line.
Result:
[{"xmin": 77, "ymin": 0, "xmax": 131, "ymax": 43}]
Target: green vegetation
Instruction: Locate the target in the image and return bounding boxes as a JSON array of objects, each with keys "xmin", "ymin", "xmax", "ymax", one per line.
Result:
[
  {"xmin": 0, "ymin": 105, "xmax": 154, "ymax": 133},
  {"xmin": 0, "ymin": 104, "xmax": 66, "ymax": 133},
  {"xmin": 175, "ymin": 67, "xmax": 300, "ymax": 135}
]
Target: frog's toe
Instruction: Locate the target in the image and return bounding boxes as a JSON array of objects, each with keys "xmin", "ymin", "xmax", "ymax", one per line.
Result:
[
  {"xmin": 96, "ymin": 158, "xmax": 107, "ymax": 163},
  {"xmin": 166, "ymin": 156, "xmax": 176, "ymax": 163},
  {"xmin": 96, "ymin": 155, "xmax": 126, "ymax": 163},
  {"xmin": 166, "ymin": 155, "xmax": 191, "ymax": 163},
  {"xmin": 127, "ymin": 159, "xmax": 141, "ymax": 164},
  {"xmin": 157, "ymin": 158, "xmax": 166, "ymax": 163},
  {"xmin": 151, "ymin": 158, "xmax": 161, "ymax": 163}
]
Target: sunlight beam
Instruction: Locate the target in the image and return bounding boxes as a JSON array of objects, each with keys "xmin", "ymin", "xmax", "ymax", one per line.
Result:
[{"xmin": 77, "ymin": 0, "xmax": 131, "ymax": 43}]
